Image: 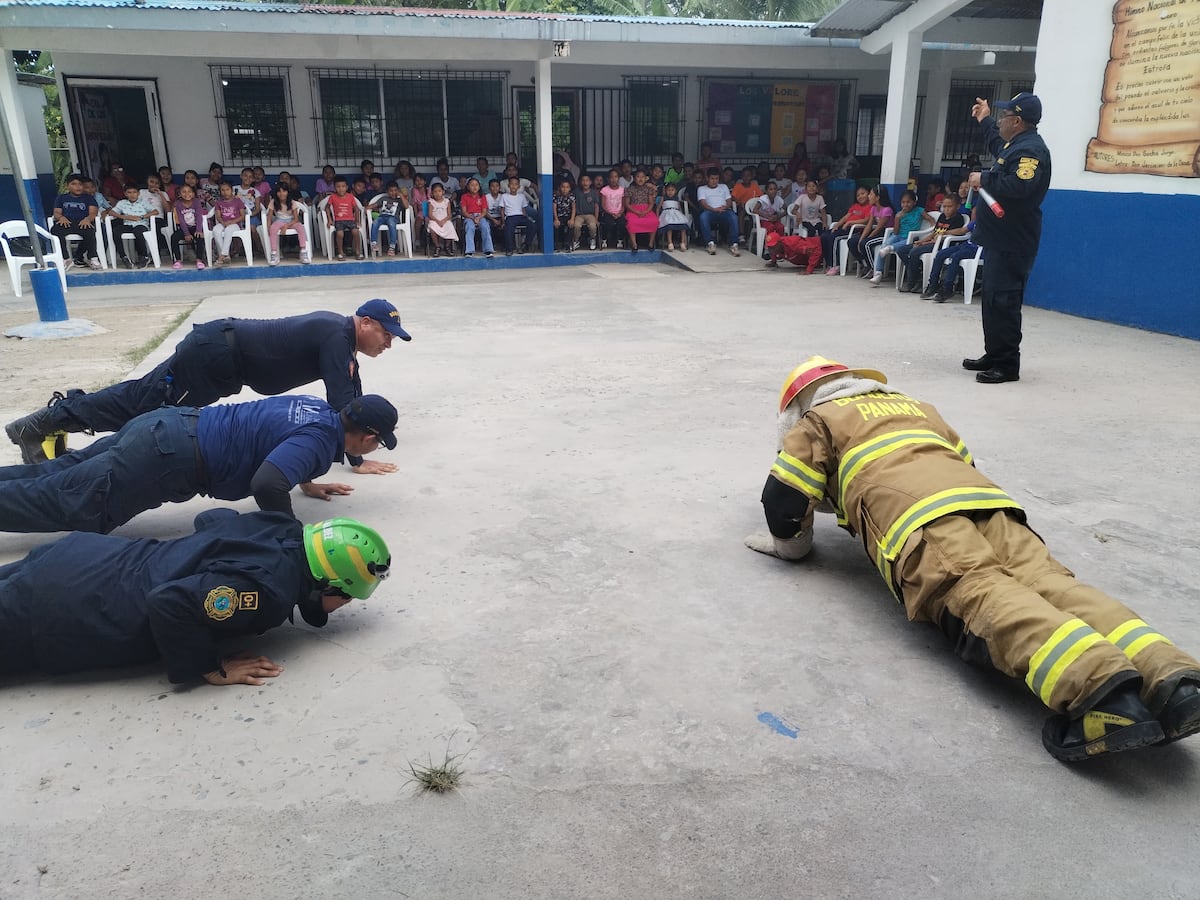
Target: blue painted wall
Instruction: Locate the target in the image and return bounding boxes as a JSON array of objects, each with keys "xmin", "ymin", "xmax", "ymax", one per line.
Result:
[
  {"xmin": 1027, "ymin": 189, "xmax": 1200, "ymax": 340},
  {"xmin": 0, "ymin": 173, "xmax": 57, "ymax": 226}
]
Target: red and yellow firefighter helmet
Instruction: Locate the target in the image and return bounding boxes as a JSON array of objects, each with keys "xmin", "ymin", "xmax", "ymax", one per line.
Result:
[{"xmin": 778, "ymin": 356, "xmax": 888, "ymax": 414}]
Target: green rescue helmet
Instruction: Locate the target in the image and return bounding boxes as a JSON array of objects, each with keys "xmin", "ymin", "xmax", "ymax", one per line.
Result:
[{"xmin": 303, "ymin": 517, "xmax": 391, "ymax": 599}]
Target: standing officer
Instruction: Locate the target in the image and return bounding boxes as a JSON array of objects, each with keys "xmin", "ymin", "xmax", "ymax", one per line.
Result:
[
  {"xmin": 0, "ymin": 509, "xmax": 389, "ymax": 686},
  {"xmin": 5, "ymin": 299, "xmax": 411, "ymax": 466},
  {"xmin": 0, "ymin": 394, "xmax": 397, "ymax": 534},
  {"xmin": 963, "ymin": 93, "xmax": 1051, "ymax": 384},
  {"xmin": 744, "ymin": 357, "xmax": 1200, "ymax": 761}
]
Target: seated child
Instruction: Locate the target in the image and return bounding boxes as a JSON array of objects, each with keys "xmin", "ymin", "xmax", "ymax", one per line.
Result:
[
  {"xmin": 460, "ymin": 176, "xmax": 494, "ymax": 258},
  {"xmin": 656, "ymin": 181, "xmax": 689, "ymax": 252},
  {"xmin": 265, "ymin": 182, "xmax": 309, "ymax": 266},
  {"xmin": 572, "ymin": 174, "xmax": 600, "ymax": 250},
  {"xmin": 552, "ymin": 179, "xmax": 576, "ymax": 252},
  {"xmin": 325, "ymin": 175, "xmax": 364, "ymax": 261},
  {"xmin": 170, "ymin": 183, "xmax": 207, "ymax": 269},
  {"xmin": 425, "ymin": 182, "xmax": 458, "ymax": 257},
  {"xmin": 789, "ymin": 180, "xmax": 826, "ymax": 238},
  {"xmin": 869, "ymin": 190, "xmax": 930, "ymax": 284},
  {"xmin": 210, "ymin": 180, "xmax": 248, "ymax": 267},
  {"xmin": 754, "ymin": 181, "xmax": 787, "ymax": 257},
  {"xmin": 369, "ymin": 181, "xmax": 407, "ymax": 256},
  {"xmin": 110, "ymin": 183, "xmax": 156, "ymax": 268}
]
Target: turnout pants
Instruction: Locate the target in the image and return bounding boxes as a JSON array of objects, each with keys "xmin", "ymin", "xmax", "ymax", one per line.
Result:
[
  {"xmin": 0, "ymin": 409, "xmax": 206, "ymax": 534},
  {"xmin": 979, "ymin": 249, "xmax": 1031, "ymax": 376},
  {"xmin": 40, "ymin": 319, "xmax": 243, "ymax": 436},
  {"xmin": 898, "ymin": 510, "xmax": 1200, "ymax": 717}
]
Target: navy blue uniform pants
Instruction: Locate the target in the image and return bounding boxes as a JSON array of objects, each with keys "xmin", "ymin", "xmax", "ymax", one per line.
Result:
[
  {"xmin": 49, "ymin": 320, "xmax": 242, "ymax": 435},
  {"xmin": 0, "ymin": 408, "xmax": 205, "ymax": 533},
  {"xmin": 980, "ymin": 249, "xmax": 1032, "ymax": 375}
]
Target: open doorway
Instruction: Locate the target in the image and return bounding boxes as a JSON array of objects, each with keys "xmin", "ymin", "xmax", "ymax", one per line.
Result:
[
  {"xmin": 64, "ymin": 77, "xmax": 168, "ymax": 185},
  {"xmin": 515, "ymin": 88, "xmax": 579, "ymax": 178}
]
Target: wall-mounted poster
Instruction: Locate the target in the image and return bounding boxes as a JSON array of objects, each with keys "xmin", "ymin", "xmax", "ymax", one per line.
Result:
[
  {"xmin": 1085, "ymin": 0, "xmax": 1200, "ymax": 177},
  {"xmin": 705, "ymin": 81, "xmax": 839, "ymax": 156}
]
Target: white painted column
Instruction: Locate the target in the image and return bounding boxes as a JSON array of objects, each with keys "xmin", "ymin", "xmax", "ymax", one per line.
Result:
[
  {"xmin": 918, "ymin": 64, "xmax": 954, "ymax": 175},
  {"xmin": 0, "ymin": 45, "xmax": 47, "ymax": 222},
  {"xmin": 879, "ymin": 28, "xmax": 924, "ymax": 188},
  {"xmin": 535, "ymin": 54, "xmax": 554, "ymax": 254}
]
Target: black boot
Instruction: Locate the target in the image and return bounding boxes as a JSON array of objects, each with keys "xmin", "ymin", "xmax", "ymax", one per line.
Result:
[
  {"xmin": 1042, "ymin": 685, "xmax": 1164, "ymax": 762},
  {"xmin": 4, "ymin": 392, "xmax": 77, "ymax": 465},
  {"xmin": 1157, "ymin": 682, "xmax": 1200, "ymax": 744}
]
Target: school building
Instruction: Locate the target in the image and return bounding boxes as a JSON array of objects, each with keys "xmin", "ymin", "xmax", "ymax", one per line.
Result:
[{"xmin": 0, "ymin": 0, "xmax": 1196, "ymax": 338}]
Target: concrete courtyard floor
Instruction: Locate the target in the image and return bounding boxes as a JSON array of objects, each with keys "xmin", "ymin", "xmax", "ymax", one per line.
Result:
[{"xmin": 1, "ymin": 264, "xmax": 1198, "ymax": 899}]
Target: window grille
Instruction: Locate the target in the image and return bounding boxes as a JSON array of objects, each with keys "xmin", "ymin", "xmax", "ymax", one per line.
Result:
[
  {"xmin": 855, "ymin": 95, "xmax": 886, "ymax": 157},
  {"xmin": 310, "ymin": 68, "xmax": 508, "ymax": 168},
  {"xmin": 210, "ymin": 65, "xmax": 296, "ymax": 167},
  {"xmin": 942, "ymin": 79, "xmax": 1000, "ymax": 163},
  {"xmin": 624, "ymin": 77, "xmax": 684, "ymax": 162}
]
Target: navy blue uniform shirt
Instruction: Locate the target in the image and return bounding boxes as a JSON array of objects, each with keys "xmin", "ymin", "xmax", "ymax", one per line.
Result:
[
  {"xmin": 196, "ymin": 396, "xmax": 344, "ymax": 500},
  {"xmin": 231, "ymin": 313, "xmax": 361, "ymax": 408},
  {"xmin": 975, "ymin": 118, "xmax": 1052, "ymax": 257}
]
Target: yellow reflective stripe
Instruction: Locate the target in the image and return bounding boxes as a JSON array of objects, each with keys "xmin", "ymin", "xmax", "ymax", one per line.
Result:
[
  {"xmin": 838, "ymin": 430, "xmax": 967, "ymax": 501},
  {"xmin": 954, "ymin": 440, "xmax": 973, "ymax": 465},
  {"xmin": 873, "ymin": 487, "xmax": 1021, "ymax": 597},
  {"xmin": 346, "ymin": 546, "xmax": 376, "ymax": 585},
  {"xmin": 879, "ymin": 487, "xmax": 1021, "ymax": 562},
  {"xmin": 310, "ymin": 529, "xmax": 338, "ymax": 581},
  {"xmin": 771, "ymin": 451, "xmax": 826, "ymax": 501},
  {"xmin": 1106, "ymin": 618, "xmax": 1172, "ymax": 659},
  {"xmin": 1026, "ymin": 618, "xmax": 1105, "ymax": 705}
]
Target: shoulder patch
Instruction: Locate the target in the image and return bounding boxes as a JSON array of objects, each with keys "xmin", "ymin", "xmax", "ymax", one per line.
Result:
[
  {"xmin": 1016, "ymin": 157, "xmax": 1039, "ymax": 180},
  {"xmin": 239, "ymin": 591, "xmax": 259, "ymax": 611},
  {"xmin": 204, "ymin": 585, "xmax": 240, "ymax": 621}
]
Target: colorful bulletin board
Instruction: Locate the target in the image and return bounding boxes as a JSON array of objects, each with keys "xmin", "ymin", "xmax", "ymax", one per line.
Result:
[{"xmin": 706, "ymin": 81, "xmax": 839, "ymax": 156}]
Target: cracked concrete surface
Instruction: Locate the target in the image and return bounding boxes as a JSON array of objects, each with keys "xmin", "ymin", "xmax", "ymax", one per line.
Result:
[{"xmin": 1, "ymin": 266, "xmax": 1198, "ymax": 899}]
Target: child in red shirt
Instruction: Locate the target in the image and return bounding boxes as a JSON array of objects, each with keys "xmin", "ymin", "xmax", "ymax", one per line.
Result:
[{"xmin": 325, "ymin": 176, "xmax": 364, "ymax": 260}]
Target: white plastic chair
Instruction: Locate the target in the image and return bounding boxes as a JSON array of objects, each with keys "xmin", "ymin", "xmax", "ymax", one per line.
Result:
[
  {"xmin": 895, "ymin": 218, "xmax": 938, "ymax": 290},
  {"xmin": 836, "ymin": 223, "xmax": 866, "ymax": 276},
  {"xmin": 920, "ymin": 230, "xmax": 970, "ymax": 293},
  {"xmin": 104, "ymin": 211, "xmax": 162, "ymax": 268},
  {"xmin": 0, "ymin": 221, "xmax": 69, "ymax": 297},
  {"xmin": 744, "ymin": 197, "xmax": 766, "ymax": 257},
  {"xmin": 957, "ymin": 246, "xmax": 984, "ymax": 304},
  {"xmin": 317, "ymin": 196, "xmax": 369, "ymax": 260},
  {"xmin": 158, "ymin": 208, "xmax": 176, "ymax": 256},
  {"xmin": 46, "ymin": 215, "xmax": 107, "ymax": 269},
  {"xmin": 203, "ymin": 206, "xmax": 254, "ymax": 266}
]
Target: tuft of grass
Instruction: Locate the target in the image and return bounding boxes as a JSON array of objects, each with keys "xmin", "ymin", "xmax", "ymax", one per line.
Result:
[
  {"xmin": 407, "ymin": 750, "xmax": 468, "ymax": 794},
  {"xmin": 122, "ymin": 304, "xmax": 200, "ymax": 369}
]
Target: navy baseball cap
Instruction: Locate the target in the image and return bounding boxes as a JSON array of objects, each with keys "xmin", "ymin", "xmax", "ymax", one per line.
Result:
[
  {"xmin": 342, "ymin": 395, "xmax": 398, "ymax": 450},
  {"xmin": 994, "ymin": 92, "xmax": 1041, "ymax": 125},
  {"xmin": 356, "ymin": 299, "xmax": 412, "ymax": 341}
]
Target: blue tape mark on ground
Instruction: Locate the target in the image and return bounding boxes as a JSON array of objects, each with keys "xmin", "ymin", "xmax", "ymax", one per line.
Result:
[{"xmin": 757, "ymin": 711, "xmax": 798, "ymax": 738}]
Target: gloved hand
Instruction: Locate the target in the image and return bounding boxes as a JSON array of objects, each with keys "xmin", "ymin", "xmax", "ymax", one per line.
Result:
[{"xmin": 744, "ymin": 530, "xmax": 812, "ymax": 561}]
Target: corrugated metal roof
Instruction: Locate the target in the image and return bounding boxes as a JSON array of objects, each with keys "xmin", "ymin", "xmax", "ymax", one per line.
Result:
[
  {"xmin": 0, "ymin": 0, "xmax": 818, "ymax": 29},
  {"xmin": 811, "ymin": 0, "xmax": 1041, "ymax": 37}
]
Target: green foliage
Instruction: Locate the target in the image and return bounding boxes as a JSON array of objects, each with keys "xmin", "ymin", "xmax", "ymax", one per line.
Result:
[
  {"xmin": 299, "ymin": 0, "xmax": 839, "ymax": 18},
  {"xmin": 11, "ymin": 50, "xmax": 69, "ymax": 182}
]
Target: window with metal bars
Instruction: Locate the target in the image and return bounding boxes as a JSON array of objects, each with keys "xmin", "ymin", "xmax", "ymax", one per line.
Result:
[
  {"xmin": 624, "ymin": 77, "xmax": 683, "ymax": 162},
  {"xmin": 1008, "ymin": 80, "xmax": 1035, "ymax": 98},
  {"xmin": 311, "ymin": 69, "xmax": 508, "ymax": 167},
  {"xmin": 211, "ymin": 66, "xmax": 296, "ymax": 166},
  {"xmin": 855, "ymin": 95, "xmax": 886, "ymax": 157},
  {"xmin": 943, "ymin": 79, "xmax": 1000, "ymax": 163}
]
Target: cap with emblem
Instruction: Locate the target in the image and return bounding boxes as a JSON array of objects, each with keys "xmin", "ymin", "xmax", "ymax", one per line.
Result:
[
  {"xmin": 356, "ymin": 298, "xmax": 412, "ymax": 341},
  {"xmin": 994, "ymin": 92, "xmax": 1041, "ymax": 125},
  {"xmin": 341, "ymin": 395, "xmax": 398, "ymax": 450}
]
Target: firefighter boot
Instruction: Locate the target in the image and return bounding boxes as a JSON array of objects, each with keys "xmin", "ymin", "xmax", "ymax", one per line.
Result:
[
  {"xmin": 1156, "ymin": 682, "xmax": 1200, "ymax": 744},
  {"xmin": 4, "ymin": 392, "xmax": 78, "ymax": 465},
  {"xmin": 1041, "ymin": 685, "xmax": 1165, "ymax": 762}
]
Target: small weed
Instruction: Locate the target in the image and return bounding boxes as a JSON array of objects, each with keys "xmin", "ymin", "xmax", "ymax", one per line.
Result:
[
  {"xmin": 406, "ymin": 750, "xmax": 468, "ymax": 794},
  {"xmin": 122, "ymin": 304, "xmax": 200, "ymax": 369}
]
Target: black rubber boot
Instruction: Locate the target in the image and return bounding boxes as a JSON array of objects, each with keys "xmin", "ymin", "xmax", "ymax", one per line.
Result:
[
  {"xmin": 1041, "ymin": 685, "xmax": 1165, "ymax": 762},
  {"xmin": 1157, "ymin": 682, "xmax": 1200, "ymax": 744},
  {"xmin": 4, "ymin": 392, "xmax": 77, "ymax": 465}
]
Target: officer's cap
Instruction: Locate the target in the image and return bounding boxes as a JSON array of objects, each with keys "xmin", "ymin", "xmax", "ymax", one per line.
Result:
[{"xmin": 994, "ymin": 92, "xmax": 1042, "ymax": 125}]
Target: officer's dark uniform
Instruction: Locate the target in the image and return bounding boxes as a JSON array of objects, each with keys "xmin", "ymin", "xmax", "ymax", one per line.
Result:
[
  {"xmin": 973, "ymin": 113, "xmax": 1051, "ymax": 377},
  {"xmin": 49, "ymin": 312, "xmax": 363, "ymax": 436},
  {"xmin": 0, "ymin": 396, "xmax": 345, "ymax": 534},
  {"xmin": 0, "ymin": 510, "xmax": 327, "ymax": 683}
]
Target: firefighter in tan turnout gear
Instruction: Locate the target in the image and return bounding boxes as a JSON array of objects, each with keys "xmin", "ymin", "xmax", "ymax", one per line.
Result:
[{"xmin": 745, "ymin": 356, "xmax": 1200, "ymax": 761}]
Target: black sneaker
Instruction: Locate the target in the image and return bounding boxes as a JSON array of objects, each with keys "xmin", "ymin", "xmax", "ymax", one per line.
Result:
[
  {"xmin": 1041, "ymin": 686, "xmax": 1164, "ymax": 762},
  {"xmin": 920, "ymin": 285, "xmax": 939, "ymax": 300}
]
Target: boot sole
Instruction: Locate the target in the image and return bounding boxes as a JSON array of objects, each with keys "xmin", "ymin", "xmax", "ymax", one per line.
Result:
[{"xmin": 1042, "ymin": 717, "xmax": 1165, "ymax": 762}]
